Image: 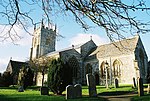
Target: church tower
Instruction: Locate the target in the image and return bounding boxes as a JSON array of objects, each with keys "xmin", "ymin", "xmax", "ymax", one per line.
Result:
[{"xmin": 30, "ymin": 20, "xmax": 56, "ymax": 60}]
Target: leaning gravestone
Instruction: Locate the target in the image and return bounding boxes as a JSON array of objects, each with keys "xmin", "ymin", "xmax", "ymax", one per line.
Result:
[
  {"xmin": 137, "ymin": 77, "xmax": 144, "ymax": 96},
  {"xmin": 74, "ymin": 84, "xmax": 82, "ymax": 98},
  {"xmin": 114, "ymin": 78, "xmax": 119, "ymax": 88},
  {"xmin": 86, "ymin": 74, "xmax": 97, "ymax": 97},
  {"xmin": 18, "ymin": 86, "xmax": 24, "ymax": 92},
  {"xmin": 133, "ymin": 77, "xmax": 137, "ymax": 88}
]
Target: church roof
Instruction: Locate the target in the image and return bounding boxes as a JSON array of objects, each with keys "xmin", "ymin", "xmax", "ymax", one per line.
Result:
[
  {"xmin": 90, "ymin": 35, "xmax": 139, "ymax": 57},
  {"xmin": 6, "ymin": 60, "xmax": 28, "ymax": 74},
  {"xmin": 46, "ymin": 39, "xmax": 95, "ymax": 57},
  {"xmin": 46, "ymin": 43, "xmax": 83, "ymax": 56}
]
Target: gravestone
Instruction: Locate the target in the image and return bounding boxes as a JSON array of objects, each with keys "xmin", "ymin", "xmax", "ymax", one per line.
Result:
[
  {"xmin": 40, "ymin": 87, "xmax": 49, "ymax": 95},
  {"xmin": 147, "ymin": 84, "xmax": 150, "ymax": 94},
  {"xmin": 114, "ymin": 78, "xmax": 119, "ymax": 88},
  {"xmin": 133, "ymin": 77, "xmax": 137, "ymax": 88},
  {"xmin": 137, "ymin": 77, "xmax": 144, "ymax": 96},
  {"xmin": 66, "ymin": 84, "xmax": 82, "ymax": 99},
  {"xmin": 66, "ymin": 85, "xmax": 75, "ymax": 99},
  {"xmin": 86, "ymin": 74, "xmax": 97, "ymax": 97},
  {"xmin": 18, "ymin": 86, "xmax": 24, "ymax": 92},
  {"xmin": 74, "ymin": 84, "xmax": 82, "ymax": 98}
]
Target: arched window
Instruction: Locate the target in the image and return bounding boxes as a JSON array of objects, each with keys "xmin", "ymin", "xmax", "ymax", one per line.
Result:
[
  {"xmin": 100, "ymin": 61, "xmax": 105, "ymax": 78},
  {"xmin": 113, "ymin": 60, "xmax": 121, "ymax": 77},
  {"xmin": 85, "ymin": 63, "xmax": 92, "ymax": 74},
  {"xmin": 68, "ymin": 56, "xmax": 79, "ymax": 78}
]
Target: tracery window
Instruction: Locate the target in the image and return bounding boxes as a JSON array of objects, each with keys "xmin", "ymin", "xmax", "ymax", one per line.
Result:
[
  {"xmin": 68, "ymin": 56, "xmax": 79, "ymax": 78},
  {"xmin": 113, "ymin": 60, "xmax": 121, "ymax": 77}
]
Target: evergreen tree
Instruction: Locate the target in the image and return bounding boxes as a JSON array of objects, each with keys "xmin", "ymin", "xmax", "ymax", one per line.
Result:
[
  {"xmin": 48, "ymin": 58, "xmax": 72, "ymax": 95},
  {"xmin": 24, "ymin": 67, "xmax": 34, "ymax": 89},
  {"xmin": 18, "ymin": 66, "xmax": 34, "ymax": 89},
  {"xmin": 1, "ymin": 71, "xmax": 12, "ymax": 87}
]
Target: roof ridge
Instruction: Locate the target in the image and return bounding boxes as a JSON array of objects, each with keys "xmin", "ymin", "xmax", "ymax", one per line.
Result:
[{"xmin": 98, "ymin": 36, "xmax": 139, "ymax": 47}]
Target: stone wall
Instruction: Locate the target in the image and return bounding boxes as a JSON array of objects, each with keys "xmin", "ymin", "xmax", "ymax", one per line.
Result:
[{"xmin": 98, "ymin": 54, "xmax": 137, "ymax": 84}]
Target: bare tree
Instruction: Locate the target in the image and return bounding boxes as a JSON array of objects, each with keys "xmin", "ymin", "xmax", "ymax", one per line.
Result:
[
  {"xmin": 30, "ymin": 56, "xmax": 52, "ymax": 86},
  {"xmin": 0, "ymin": 0, "xmax": 150, "ymax": 42}
]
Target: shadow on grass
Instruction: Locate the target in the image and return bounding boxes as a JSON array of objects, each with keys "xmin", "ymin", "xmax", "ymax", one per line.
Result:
[
  {"xmin": 131, "ymin": 93, "xmax": 150, "ymax": 101},
  {"xmin": 0, "ymin": 94, "xmax": 108, "ymax": 101},
  {"xmin": 0, "ymin": 94, "xmax": 65, "ymax": 101},
  {"xmin": 98, "ymin": 91, "xmax": 137, "ymax": 96},
  {"xmin": 0, "ymin": 86, "xmax": 17, "ymax": 90}
]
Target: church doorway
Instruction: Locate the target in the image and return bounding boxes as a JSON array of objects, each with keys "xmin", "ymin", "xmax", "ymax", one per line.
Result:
[{"xmin": 95, "ymin": 74, "xmax": 99, "ymax": 85}]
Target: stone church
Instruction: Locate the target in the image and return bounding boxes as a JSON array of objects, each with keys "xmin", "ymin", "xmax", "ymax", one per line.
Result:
[{"xmin": 30, "ymin": 22, "xmax": 149, "ymax": 86}]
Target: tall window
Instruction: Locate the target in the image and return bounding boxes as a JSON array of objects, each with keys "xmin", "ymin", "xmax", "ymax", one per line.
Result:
[
  {"xmin": 68, "ymin": 56, "xmax": 79, "ymax": 78},
  {"xmin": 113, "ymin": 60, "xmax": 121, "ymax": 77},
  {"xmin": 100, "ymin": 61, "xmax": 105, "ymax": 78}
]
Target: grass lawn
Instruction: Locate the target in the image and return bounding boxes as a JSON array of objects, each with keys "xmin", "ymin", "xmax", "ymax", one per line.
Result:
[{"xmin": 0, "ymin": 84, "xmax": 150, "ymax": 101}]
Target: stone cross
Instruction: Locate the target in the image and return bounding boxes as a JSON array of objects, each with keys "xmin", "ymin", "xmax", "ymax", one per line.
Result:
[
  {"xmin": 66, "ymin": 84, "xmax": 82, "ymax": 99},
  {"xmin": 133, "ymin": 77, "xmax": 137, "ymax": 88},
  {"xmin": 114, "ymin": 78, "xmax": 119, "ymax": 88},
  {"xmin": 86, "ymin": 74, "xmax": 97, "ymax": 97},
  {"xmin": 137, "ymin": 77, "xmax": 144, "ymax": 96}
]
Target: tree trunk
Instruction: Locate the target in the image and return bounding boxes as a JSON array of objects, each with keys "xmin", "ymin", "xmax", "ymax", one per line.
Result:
[{"xmin": 42, "ymin": 72, "xmax": 44, "ymax": 87}]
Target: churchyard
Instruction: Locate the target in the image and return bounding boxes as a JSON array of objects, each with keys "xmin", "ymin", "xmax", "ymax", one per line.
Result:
[{"xmin": 0, "ymin": 84, "xmax": 150, "ymax": 101}]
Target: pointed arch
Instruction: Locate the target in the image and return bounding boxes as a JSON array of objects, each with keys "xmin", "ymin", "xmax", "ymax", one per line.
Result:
[
  {"xmin": 100, "ymin": 61, "xmax": 105, "ymax": 78},
  {"xmin": 68, "ymin": 56, "xmax": 79, "ymax": 78},
  {"xmin": 113, "ymin": 59, "xmax": 122, "ymax": 77}
]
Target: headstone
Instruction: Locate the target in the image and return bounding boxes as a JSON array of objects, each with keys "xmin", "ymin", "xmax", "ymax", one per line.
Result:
[
  {"xmin": 133, "ymin": 77, "xmax": 137, "ymax": 88},
  {"xmin": 18, "ymin": 86, "xmax": 24, "ymax": 92},
  {"xmin": 74, "ymin": 84, "xmax": 82, "ymax": 98},
  {"xmin": 114, "ymin": 78, "xmax": 119, "ymax": 88},
  {"xmin": 137, "ymin": 77, "xmax": 144, "ymax": 96},
  {"xmin": 86, "ymin": 74, "xmax": 97, "ymax": 97},
  {"xmin": 66, "ymin": 84, "xmax": 82, "ymax": 99},
  {"xmin": 147, "ymin": 84, "xmax": 150, "ymax": 94},
  {"xmin": 40, "ymin": 87, "xmax": 49, "ymax": 95},
  {"xmin": 66, "ymin": 85, "xmax": 75, "ymax": 99}
]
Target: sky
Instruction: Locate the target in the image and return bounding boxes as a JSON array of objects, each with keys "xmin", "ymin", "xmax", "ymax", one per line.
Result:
[{"xmin": 0, "ymin": 1, "xmax": 150, "ymax": 73}]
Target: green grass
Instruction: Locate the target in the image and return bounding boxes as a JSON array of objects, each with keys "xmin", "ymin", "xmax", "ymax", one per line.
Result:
[{"xmin": 0, "ymin": 84, "xmax": 150, "ymax": 101}]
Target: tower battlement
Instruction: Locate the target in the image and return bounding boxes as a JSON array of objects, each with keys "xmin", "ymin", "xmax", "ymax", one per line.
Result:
[{"xmin": 30, "ymin": 21, "xmax": 56, "ymax": 60}]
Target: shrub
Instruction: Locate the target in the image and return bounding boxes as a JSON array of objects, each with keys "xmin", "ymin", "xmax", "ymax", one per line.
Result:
[
  {"xmin": 2, "ymin": 72, "xmax": 12, "ymax": 87},
  {"xmin": 48, "ymin": 58, "xmax": 72, "ymax": 95}
]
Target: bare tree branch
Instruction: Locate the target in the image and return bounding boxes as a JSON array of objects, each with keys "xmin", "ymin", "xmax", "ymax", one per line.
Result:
[{"xmin": 0, "ymin": 0, "xmax": 150, "ymax": 42}]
